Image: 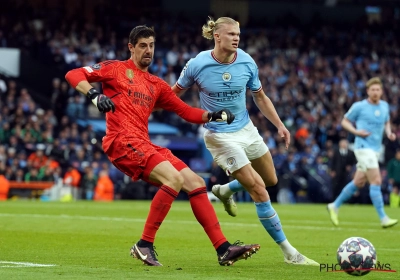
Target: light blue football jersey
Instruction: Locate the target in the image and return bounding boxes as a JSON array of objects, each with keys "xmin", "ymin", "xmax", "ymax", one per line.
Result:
[
  {"xmin": 344, "ymin": 99, "xmax": 390, "ymax": 152},
  {"xmin": 176, "ymin": 48, "xmax": 262, "ymax": 132}
]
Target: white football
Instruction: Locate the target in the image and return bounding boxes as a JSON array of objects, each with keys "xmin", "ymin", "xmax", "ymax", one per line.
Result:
[{"xmin": 337, "ymin": 237, "xmax": 377, "ymax": 276}]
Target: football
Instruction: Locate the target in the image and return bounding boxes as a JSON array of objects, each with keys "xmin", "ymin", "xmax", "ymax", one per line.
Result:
[{"xmin": 337, "ymin": 237, "xmax": 377, "ymax": 276}]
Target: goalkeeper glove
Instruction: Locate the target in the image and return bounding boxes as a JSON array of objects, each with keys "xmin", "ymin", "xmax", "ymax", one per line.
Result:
[
  {"xmin": 87, "ymin": 88, "xmax": 115, "ymax": 113},
  {"xmin": 208, "ymin": 109, "xmax": 235, "ymax": 124}
]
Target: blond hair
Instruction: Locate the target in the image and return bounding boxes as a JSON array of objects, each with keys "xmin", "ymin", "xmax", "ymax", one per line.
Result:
[
  {"xmin": 202, "ymin": 16, "xmax": 239, "ymax": 40},
  {"xmin": 366, "ymin": 77, "xmax": 383, "ymax": 89}
]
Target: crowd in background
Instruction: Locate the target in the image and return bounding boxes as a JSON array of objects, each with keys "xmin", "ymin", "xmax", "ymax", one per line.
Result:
[{"xmin": 1, "ymin": 3, "xmax": 400, "ymax": 204}]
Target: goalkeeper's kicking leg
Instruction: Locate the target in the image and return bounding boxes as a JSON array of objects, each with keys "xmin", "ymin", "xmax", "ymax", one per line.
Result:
[{"xmin": 179, "ymin": 167, "xmax": 260, "ymax": 266}]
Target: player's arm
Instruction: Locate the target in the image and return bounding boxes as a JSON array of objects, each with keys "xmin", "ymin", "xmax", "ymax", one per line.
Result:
[
  {"xmin": 65, "ymin": 63, "xmax": 115, "ymax": 113},
  {"xmin": 342, "ymin": 103, "xmax": 370, "ymax": 138},
  {"xmin": 157, "ymin": 83, "xmax": 234, "ymax": 124},
  {"xmin": 341, "ymin": 118, "xmax": 358, "ymax": 135},
  {"xmin": 385, "ymin": 121, "xmax": 396, "ymax": 141},
  {"xmin": 252, "ymin": 89, "xmax": 284, "ymax": 128},
  {"xmin": 153, "ymin": 83, "xmax": 187, "ymax": 112},
  {"xmin": 252, "ymin": 89, "xmax": 290, "ymax": 148},
  {"xmin": 172, "ymin": 58, "xmax": 195, "ymax": 98},
  {"xmin": 341, "ymin": 118, "xmax": 370, "ymax": 137},
  {"xmin": 247, "ymin": 59, "xmax": 289, "ymax": 148},
  {"xmin": 171, "ymin": 83, "xmax": 188, "ymax": 98}
]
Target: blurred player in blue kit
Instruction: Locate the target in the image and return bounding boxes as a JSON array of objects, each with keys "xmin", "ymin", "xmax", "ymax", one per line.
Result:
[
  {"xmin": 327, "ymin": 77, "xmax": 398, "ymax": 228},
  {"xmin": 172, "ymin": 16, "xmax": 319, "ymax": 265}
]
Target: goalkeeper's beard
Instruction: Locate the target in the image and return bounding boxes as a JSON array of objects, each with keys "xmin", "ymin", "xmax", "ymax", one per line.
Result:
[{"xmin": 139, "ymin": 56, "xmax": 153, "ymax": 68}]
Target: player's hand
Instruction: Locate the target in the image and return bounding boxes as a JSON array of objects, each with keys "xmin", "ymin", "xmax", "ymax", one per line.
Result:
[
  {"xmin": 208, "ymin": 109, "xmax": 235, "ymax": 124},
  {"xmin": 387, "ymin": 132, "xmax": 396, "ymax": 141},
  {"xmin": 87, "ymin": 88, "xmax": 115, "ymax": 113},
  {"xmin": 278, "ymin": 125, "xmax": 291, "ymax": 149},
  {"xmin": 356, "ymin": 130, "xmax": 370, "ymax": 138}
]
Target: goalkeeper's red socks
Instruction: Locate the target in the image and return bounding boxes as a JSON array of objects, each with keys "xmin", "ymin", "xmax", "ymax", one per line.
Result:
[
  {"xmin": 141, "ymin": 185, "xmax": 178, "ymax": 243},
  {"xmin": 188, "ymin": 187, "xmax": 228, "ymax": 250}
]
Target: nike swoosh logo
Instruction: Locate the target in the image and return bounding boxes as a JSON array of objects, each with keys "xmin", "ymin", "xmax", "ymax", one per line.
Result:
[{"xmin": 134, "ymin": 245, "xmax": 148, "ymax": 260}]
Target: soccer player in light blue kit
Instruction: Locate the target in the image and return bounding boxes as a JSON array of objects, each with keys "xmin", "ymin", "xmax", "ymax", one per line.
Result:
[
  {"xmin": 327, "ymin": 77, "xmax": 398, "ymax": 228},
  {"xmin": 172, "ymin": 16, "xmax": 318, "ymax": 265}
]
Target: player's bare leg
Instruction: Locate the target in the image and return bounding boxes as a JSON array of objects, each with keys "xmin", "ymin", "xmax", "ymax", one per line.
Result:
[
  {"xmin": 250, "ymin": 151, "xmax": 278, "ymax": 187},
  {"xmin": 233, "ymin": 162, "xmax": 319, "ymax": 266},
  {"xmin": 327, "ymin": 170, "xmax": 367, "ymax": 226},
  {"xmin": 212, "ymin": 151, "xmax": 277, "ymax": 217},
  {"xmin": 365, "ymin": 168, "xmax": 398, "ymax": 228}
]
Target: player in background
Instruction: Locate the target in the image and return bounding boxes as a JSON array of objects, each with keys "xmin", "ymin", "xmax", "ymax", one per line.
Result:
[
  {"xmin": 65, "ymin": 25, "xmax": 260, "ymax": 267},
  {"xmin": 327, "ymin": 77, "xmax": 398, "ymax": 228},
  {"xmin": 172, "ymin": 17, "xmax": 318, "ymax": 266}
]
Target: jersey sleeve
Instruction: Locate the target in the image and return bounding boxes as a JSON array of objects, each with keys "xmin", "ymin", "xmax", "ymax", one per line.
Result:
[
  {"xmin": 344, "ymin": 103, "xmax": 361, "ymax": 122},
  {"xmin": 155, "ymin": 80, "xmax": 206, "ymax": 124},
  {"xmin": 385, "ymin": 102, "xmax": 390, "ymax": 122},
  {"xmin": 247, "ymin": 59, "xmax": 262, "ymax": 93},
  {"xmin": 65, "ymin": 61, "xmax": 117, "ymax": 88},
  {"xmin": 175, "ymin": 58, "xmax": 195, "ymax": 90}
]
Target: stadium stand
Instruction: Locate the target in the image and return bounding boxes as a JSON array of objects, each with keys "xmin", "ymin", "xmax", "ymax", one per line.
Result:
[{"xmin": 1, "ymin": 0, "xmax": 399, "ymax": 204}]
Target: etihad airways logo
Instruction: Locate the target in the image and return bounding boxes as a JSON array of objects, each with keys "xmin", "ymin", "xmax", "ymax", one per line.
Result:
[{"xmin": 207, "ymin": 87, "xmax": 244, "ymax": 97}]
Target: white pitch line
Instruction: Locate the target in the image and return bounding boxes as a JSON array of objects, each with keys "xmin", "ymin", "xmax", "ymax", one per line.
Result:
[
  {"xmin": 0, "ymin": 213, "xmax": 398, "ymax": 233},
  {"xmin": 0, "ymin": 261, "xmax": 56, "ymax": 268},
  {"xmin": 379, "ymin": 248, "xmax": 400, "ymax": 252},
  {"xmin": 284, "ymin": 219, "xmax": 379, "ymax": 226}
]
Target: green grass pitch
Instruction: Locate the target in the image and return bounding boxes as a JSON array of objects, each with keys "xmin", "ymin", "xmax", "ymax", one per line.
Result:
[{"xmin": 0, "ymin": 200, "xmax": 399, "ymax": 279}]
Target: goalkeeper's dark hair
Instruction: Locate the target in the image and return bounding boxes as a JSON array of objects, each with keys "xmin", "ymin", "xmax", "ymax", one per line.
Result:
[{"xmin": 129, "ymin": 25, "xmax": 156, "ymax": 46}]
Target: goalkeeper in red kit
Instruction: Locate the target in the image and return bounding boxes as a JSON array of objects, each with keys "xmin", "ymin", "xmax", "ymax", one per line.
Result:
[{"xmin": 65, "ymin": 25, "xmax": 260, "ymax": 267}]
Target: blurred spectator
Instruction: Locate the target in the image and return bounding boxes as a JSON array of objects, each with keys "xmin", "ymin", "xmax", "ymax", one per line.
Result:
[
  {"xmin": 263, "ymin": 130, "xmax": 277, "ymax": 150},
  {"xmin": 66, "ymin": 95, "xmax": 86, "ymax": 121},
  {"xmin": 1, "ymin": 3, "xmax": 400, "ymax": 203},
  {"xmin": 150, "ymin": 57, "xmax": 168, "ymax": 78},
  {"xmin": 10, "ymin": 168, "xmax": 25, "ymax": 182},
  {"xmin": 45, "ymin": 138, "xmax": 68, "ymax": 168},
  {"xmin": 166, "ymin": 46, "xmax": 179, "ymax": 67},
  {"xmin": 387, "ymin": 150, "xmax": 400, "ymax": 208},
  {"xmin": 94, "ymin": 170, "xmax": 114, "ymax": 201},
  {"xmin": 0, "ymin": 170, "xmax": 10, "ymax": 200},
  {"xmin": 0, "ymin": 74, "xmax": 7, "ymax": 94},
  {"xmin": 40, "ymin": 167, "xmax": 54, "ymax": 182},
  {"xmin": 63, "ymin": 166, "xmax": 81, "ymax": 200},
  {"xmin": 164, "ymin": 66, "xmax": 177, "ymax": 86},
  {"xmin": 80, "ymin": 167, "xmax": 97, "ymax": 200},
  {"xmin": 27, "ymin": 144, "xmax": 48, "ymax": 169},
  {"xmin": 330, "ymin": 139, "xmax": 356, "ymax": 198},
  {"xmin": 63, "ymin": 166, "xmax": 81, "ymax": 188},
  {"xmin": 24, "ymin": 168, "xmax": 41, "ymax": 182}
]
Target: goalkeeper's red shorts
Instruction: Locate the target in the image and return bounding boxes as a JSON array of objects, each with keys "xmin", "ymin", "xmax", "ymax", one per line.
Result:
[{"xmin": 104, "ymin": 134, "xmax": 187, "ymax": 183}]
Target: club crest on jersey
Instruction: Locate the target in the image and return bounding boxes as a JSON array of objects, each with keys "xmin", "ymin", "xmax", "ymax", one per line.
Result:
[
  {"xmin": 126, "ymin": 69, "xmax": 134, "ymax": 80},
  {"xmin": 374, "ymin": 110, "xmax": 381, "ymax": 117},
  {"xmin": 226, "ymin": 157, "xmax": 236, "ymax": 167},
  {"xmin": 222, "ymin": 72, "xmax": 231, "ymax": 82},
  {"xmin": 91, "ymin": 63, "xmax": 101, "ymax": 70}
]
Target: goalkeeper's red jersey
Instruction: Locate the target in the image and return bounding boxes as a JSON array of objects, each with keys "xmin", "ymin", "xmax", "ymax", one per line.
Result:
[{"xmin": 65, "ymin": 59, "xmax": 206, "ymax": 152}]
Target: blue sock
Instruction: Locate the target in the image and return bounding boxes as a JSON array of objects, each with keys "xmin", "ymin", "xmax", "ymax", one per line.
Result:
[
  {"xmin": 228, "ymin": 180, "xmax": 245, "ymax": 192},
  {"xmin": 369, "ymin": 185, "xmax": 386, "ymax": 220},
  {"xmin": 333, "ymin": 181, "xmax": 358, "ymax": 208},
  {"xmin": 255, "ymin": 200, "xmax": 286, "ymax": 244}
]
